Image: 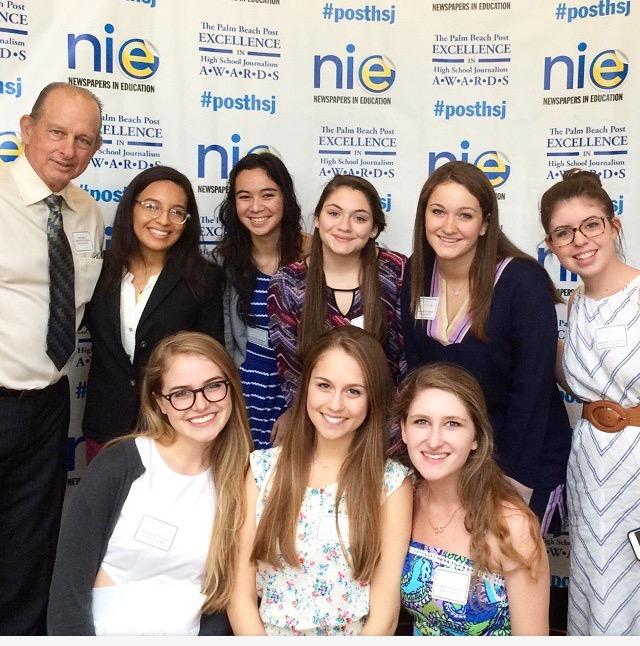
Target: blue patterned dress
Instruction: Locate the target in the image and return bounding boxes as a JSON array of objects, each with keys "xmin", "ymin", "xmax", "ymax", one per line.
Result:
[
  {"xmin": 239, "ymin": 272, "xmax": 286, "ymax": 448},
  {"xmin": 401, "ymin": 540, "xmax": 511, "ymax": 636}
]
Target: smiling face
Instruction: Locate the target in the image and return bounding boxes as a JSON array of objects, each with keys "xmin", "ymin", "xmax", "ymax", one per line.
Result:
[
  {"xmin": 156, "ymin": 353, "xmax": 232, "ymax": 450},
  {"xmin": 20, "ymin": 88, "xmax": 101, "ymax": 193},
  {"xmin": 401, "ymin": 387, "xmax": 478, "ymax": 486},
  {"xmin": 546, "ymin": 196, "xmax": 620, "ymax": 281},
  {"xmin": 234, "ymin": 167, "xmax": 284, "ymax": 241},
  {"xmin": 315, "ymin": 186, "xmax": 378, "ymax": 259},
  {"xmin": 132, "ymin": 180, "xmax": 187, "ymax": 259},
  {"xmin": 306, "ymin": 347, "xmax": 369, "ymax": 446},
  {"xmin": 424, "ymin": 181, "xmax": 487, "ymax": 266}
]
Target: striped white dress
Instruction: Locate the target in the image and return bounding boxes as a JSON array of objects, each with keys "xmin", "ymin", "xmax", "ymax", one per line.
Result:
[
  {"xmin": 239, "ymin": 272, "xmax": 286, "ymax": 449},
  {"xmin": 563, "ymin": 274, "xmax": 640, "ymax": 636}
]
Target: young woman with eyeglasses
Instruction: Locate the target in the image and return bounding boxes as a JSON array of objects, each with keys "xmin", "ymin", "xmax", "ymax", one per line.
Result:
[
  {"xmin": 540, "ymin": 169, "xmax": 640, "ymax": 636},
  {"xmin": 400, "ymin": 161, "xmax": 571, "ymax": 524},
  {"xmin": 216, "ymin": 152, "xmax": 308, "ymax": 449},
  {"xmin": 396, "ymin": 363, "xmax": 549, "ymax": 636},
  {"xmin": 48, "ymin": 332, "xmax": 252, "ymax": 635},
  {"xmin": 268, "ymin": 174, "xmax": 406, "ymax": 418},
  {"xmin": 82, "ymin": 166, "xmax": 224, "ymax": 463},
  {"xmin": 228, "ymin": 326, "xmax": 412, "ymax": 635}
]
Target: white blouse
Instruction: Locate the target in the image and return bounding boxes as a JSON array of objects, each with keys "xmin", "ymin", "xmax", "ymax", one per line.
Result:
[{"xmin": 119, "ymin": 271, "xmax": 160, "ymax": 362}]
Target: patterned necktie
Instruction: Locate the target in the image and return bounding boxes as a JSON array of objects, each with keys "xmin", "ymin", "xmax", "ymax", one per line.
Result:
[{"xmin": 44, "ymin": 194, "xmax": 76, "ymax": 371}]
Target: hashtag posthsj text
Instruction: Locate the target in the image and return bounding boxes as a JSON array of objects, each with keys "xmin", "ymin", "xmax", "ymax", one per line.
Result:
[
  {"xmin": 555, "ymin": 2, "xmax": 567, "ymax": 19},
  {"xmin": 200, "ymin": 90, "xmax": 213, "ymax": 108},
  {"xmin": 75, "ymin": 381, "xmax": 88, "ymax": 399}
]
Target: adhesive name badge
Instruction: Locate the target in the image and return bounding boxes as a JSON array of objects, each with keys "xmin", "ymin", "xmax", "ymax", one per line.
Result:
[
  {"xmin": 415, "ymin": 297, "xmax": 439, "ymax": 321},
  {"xmin": 134, "ymin": 515, "xmax": 178, "ymax": 551},
  {"xmin": 72, "ymin": 231, "xmax": 94, "ymax": 253},
  {"xmin": 350, "ymin": 315, "xmax": 365, "ymax": 329},
  {"xmin": 431, "ymin": 567, "xmax": 471, "ymax": 605},
  {"xmin": 595, "ymin": 324, "xmax": 627, "ymax": 350},
  {"xmin": 317, "ymin": 513, "xmax": 350, "ymax": 544}
]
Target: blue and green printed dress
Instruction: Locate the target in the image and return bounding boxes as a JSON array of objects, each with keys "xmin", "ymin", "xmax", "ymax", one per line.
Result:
[{"xmin": 401, "ymin": 540, "xmax": 511, "ymax": 636}]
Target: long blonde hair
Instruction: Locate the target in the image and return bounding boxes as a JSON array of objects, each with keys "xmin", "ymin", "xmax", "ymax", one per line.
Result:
[
  {"xmin": 394, "ymin": 363, "xmax": 542, "ymax": 578},
  {"xmin": 251, "ymin": 326, "xmax": 393, "ymax": 581},
  {"xmin": 135, "ymin": 331, "xmax": 253, "ymax": 612}
]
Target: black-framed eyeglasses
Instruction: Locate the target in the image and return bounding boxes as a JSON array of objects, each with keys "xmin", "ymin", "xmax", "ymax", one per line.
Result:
[
  {"xmin": 135, "ymin": 199, "xmax": 190, "ymax": 225},
  {"xmin": 160, "ymin": 380, "xmax": 229, "ymax": 411},
  {"xmin": 548, "ymin": 216, "xmax": 607, "ymax": 247}
]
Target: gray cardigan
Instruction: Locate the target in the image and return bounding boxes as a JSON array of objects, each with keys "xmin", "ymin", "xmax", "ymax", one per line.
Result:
[{"xmin": 222, "ymin": 279, "xmax": 248, "ymax": 367}]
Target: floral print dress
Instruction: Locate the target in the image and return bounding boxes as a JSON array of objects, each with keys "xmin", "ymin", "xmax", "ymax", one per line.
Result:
[{"xmin": 251, "ymin": 447, "xmax": 410, "ymax": 635}]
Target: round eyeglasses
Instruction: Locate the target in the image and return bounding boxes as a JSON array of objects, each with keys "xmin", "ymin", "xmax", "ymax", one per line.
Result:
[
  {"xmin": 135, "ymin": 199, "xmax": 190, "ymax": 225},
  {"xmin": 160, "ymin": 380, "xmax": 229, "ymax": 411},
  {"xmin": 548, "ymin": 216, "xmax": 607, "ymax": 247}
]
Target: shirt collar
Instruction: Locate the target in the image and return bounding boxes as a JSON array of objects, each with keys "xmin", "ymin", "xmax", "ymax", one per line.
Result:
[{"xmin": 11, "ymin": 152, "xmax": 82, "ymax": 211}]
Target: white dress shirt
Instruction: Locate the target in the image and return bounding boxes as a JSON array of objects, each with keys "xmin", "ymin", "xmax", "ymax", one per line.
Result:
[{"xmin": 0, "ymin": 154, "xmax": 104, "ymax": 389}]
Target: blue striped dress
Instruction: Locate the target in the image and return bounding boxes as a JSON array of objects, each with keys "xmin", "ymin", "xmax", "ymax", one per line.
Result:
[
  {"xmin": 563, "ymin": 274, "xmax": 640, "ymax": 635},
  {"xmin": 239, "ymin": 272, "xmax": 286, "ymax": 449}
]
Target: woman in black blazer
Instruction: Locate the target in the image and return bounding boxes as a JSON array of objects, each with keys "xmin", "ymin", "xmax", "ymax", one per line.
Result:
[{"xmin": 82, "ymin": 166, "xmax": 224, "ymax": 462}]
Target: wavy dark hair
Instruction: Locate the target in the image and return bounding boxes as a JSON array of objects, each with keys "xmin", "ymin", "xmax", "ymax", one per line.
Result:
[
  {"xmin": 104, "ymin": 165, "xmax": 209, "ymax": 299},
  {"xmin": 410, "ymin": 161, "xmax": 559, "ymax": 341},
  {"xmin": 298, "ymin": 174, "xmax": 387, "ymax": 361},
  {"xmin": 216, "ymin": 152, "xmax": 303, "ymax": 322}
]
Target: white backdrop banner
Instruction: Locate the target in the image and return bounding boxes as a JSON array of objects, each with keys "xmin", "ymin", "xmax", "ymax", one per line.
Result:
[{"xmin": 1, "ymin": 1, "xmax": 636, "ymax": 531}]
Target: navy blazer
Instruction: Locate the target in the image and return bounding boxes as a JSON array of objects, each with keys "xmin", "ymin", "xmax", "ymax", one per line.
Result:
[{"xmin": 82, "ymin": 256, "xmax": 224, "ymax": 443}]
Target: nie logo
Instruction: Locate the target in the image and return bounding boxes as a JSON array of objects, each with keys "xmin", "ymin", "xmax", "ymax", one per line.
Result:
[
  {"xmin": 428, "ymin": 140, "xmax": 511, "ymax": 188},
  {"xmin": 68, "ymin": 23, "xmax": 160, "ymax": 80},
  {"xmin": 314, "ymin": 44, "xmax": 396, "ymax": 94},
  {"xmin": 198, "ymin": 134, "xmax": 277, "ymax": 180},
  {"xmin": 544, "ymin": 42, "xmax": 628, "ymax": 91},
  {"xmin": 0, "ymin": 131, "xmax": 22, "ymax": 164}
]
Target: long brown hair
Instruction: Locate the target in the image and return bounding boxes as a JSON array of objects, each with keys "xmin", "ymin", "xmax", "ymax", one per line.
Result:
[
  {"xmin": 251, "ymin": 326, "xmax": 393, "ymax": 581},
  {"xmin": 410, "ymin": 161, "xmax": 559, "ymax": 341},
  {"xmin": 135, "ymin": 331, "xmax": 253, "ymax": 612},
  {"xmin": 297, "ymin": 175, "xmax": 387, "ymax": 362},
  {"xmin": 394, "ymin": 363, "xmax": 542, "ymax": 578}
]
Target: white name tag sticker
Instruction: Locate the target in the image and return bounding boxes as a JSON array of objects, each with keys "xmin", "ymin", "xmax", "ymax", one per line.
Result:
[
  {"xmin": 415, "ymin": 297, "xmax": 439, "ymax": 321},
  {"xmin": 72, "ymin": 231, "xmax": 94, "ymax": 253},
  {"xmin": 432, "ymin": 567, "xmax": 470, "ymax": 605},
  {"xmin": 316, "ymin": 513, "xmax": 350, "ymax": 544},
  {"xmin": 595, "ymin": 324, "xmax": 627, "ymax": 350},
  {"xmin": 349, "ymin": 315, "xmax": 365, "ymax": 329},
  {"xmin": 134, "ymin": 515, "xmax": 178, "ymax": 551}
]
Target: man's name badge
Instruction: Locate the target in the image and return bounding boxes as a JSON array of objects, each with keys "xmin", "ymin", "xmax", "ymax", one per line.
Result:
[{"xmin": 72, "ymin": 231, "xmax": 94, "ymax": 253}]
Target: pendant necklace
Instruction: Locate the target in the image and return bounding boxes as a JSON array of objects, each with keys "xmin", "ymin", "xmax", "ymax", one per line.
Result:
[{"xmin": 425, "ymin": 489, "xmax": 462, "ymax": 535}]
